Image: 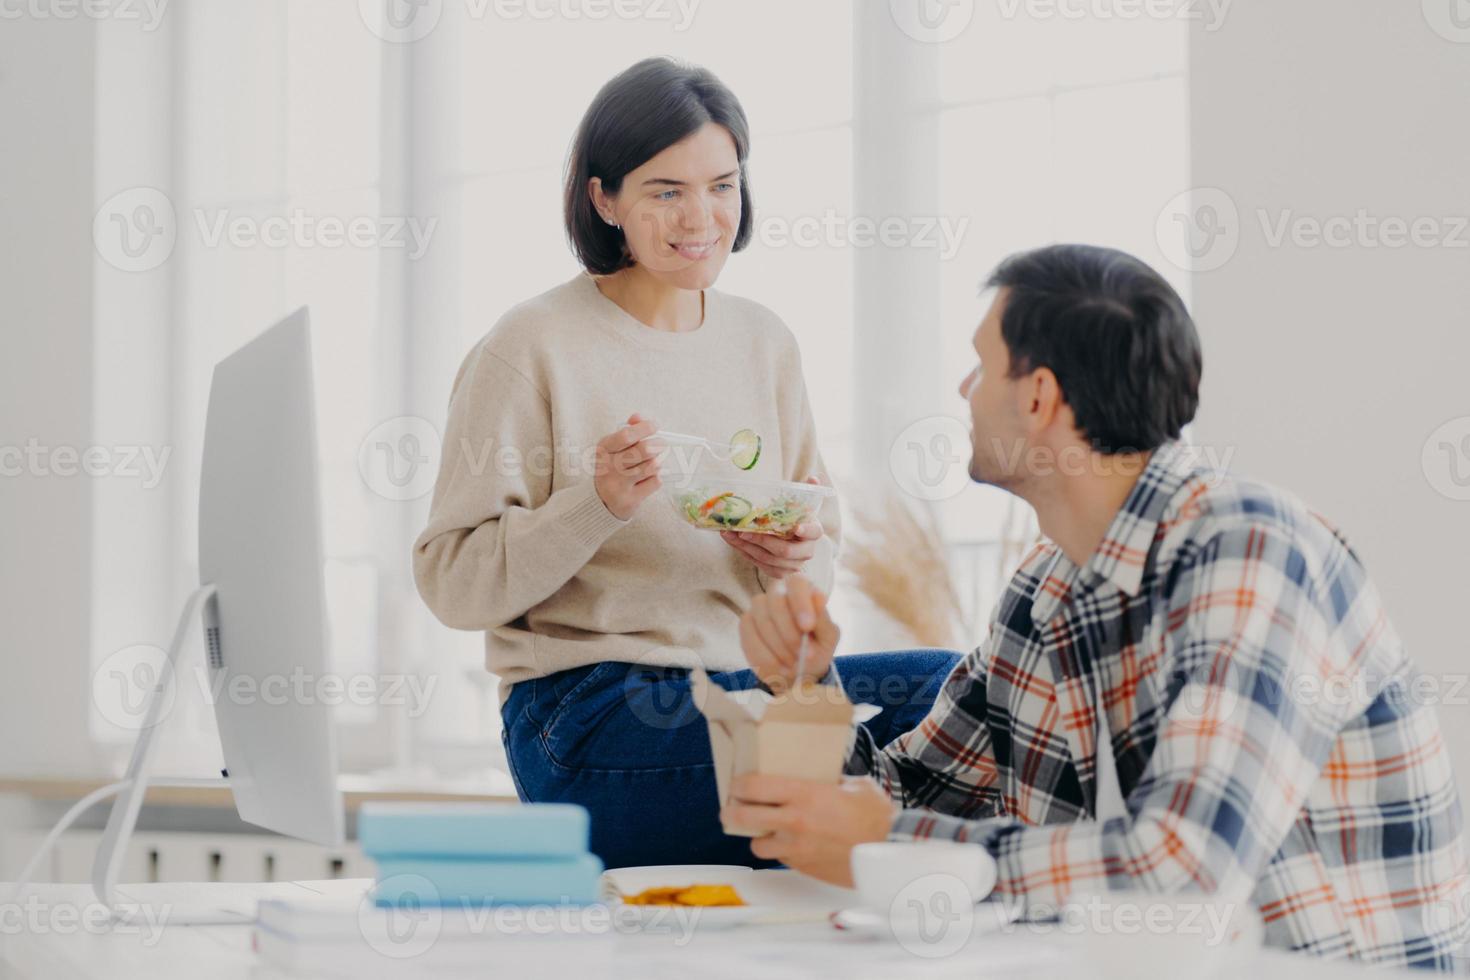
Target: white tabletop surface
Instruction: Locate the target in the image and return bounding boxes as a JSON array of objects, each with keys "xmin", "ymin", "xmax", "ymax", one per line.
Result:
[{"xmin": 0, "ymin": 873, "xmax": 1408, "ymax": 980}]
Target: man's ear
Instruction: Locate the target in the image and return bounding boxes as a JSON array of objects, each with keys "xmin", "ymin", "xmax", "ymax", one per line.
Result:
[{"xmin": 1019, "ymin": 366, "xmax": 1064, "ymax": 432}]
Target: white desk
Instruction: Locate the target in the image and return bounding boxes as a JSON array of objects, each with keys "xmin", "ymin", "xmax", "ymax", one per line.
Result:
[{"xmin": 1, "ymin": 875, "xmax": 1405, "ymax": 979}]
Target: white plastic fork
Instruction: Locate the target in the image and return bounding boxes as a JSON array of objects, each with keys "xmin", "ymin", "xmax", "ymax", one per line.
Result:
[
  {"xmin": 654, "ymin": 429, "xmax": 739, "ymax": 463},
  {"xmin": 780, "ymin": 573, "xmax": 810, "ymax": 685}
]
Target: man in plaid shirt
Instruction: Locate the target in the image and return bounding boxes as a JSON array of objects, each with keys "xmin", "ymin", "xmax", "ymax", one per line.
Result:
[{"xmin": 722, "ymin": 244, "xmax": 1469, "ymax": 969}]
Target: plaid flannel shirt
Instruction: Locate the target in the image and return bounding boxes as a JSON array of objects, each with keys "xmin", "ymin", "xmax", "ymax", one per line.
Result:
[{"xmin": 848, "ymin": 441, "xmax": 1469, "ymax": 969}]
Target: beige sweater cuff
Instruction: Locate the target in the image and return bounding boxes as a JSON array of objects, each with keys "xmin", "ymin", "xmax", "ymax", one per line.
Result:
[{"xmin": 556, "ymin": 479, "xmax": 631, "ymax": 551}]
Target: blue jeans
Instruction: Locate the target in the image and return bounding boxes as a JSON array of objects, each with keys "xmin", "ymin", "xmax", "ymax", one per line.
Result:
[{"xmin": 499, "ymin": 650, "xmax": 963, "ymax": 869}]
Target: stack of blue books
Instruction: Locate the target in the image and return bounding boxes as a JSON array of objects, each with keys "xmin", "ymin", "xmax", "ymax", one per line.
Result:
[{"xmin": 358, "ymin": 802, "xmax": 603, "ymax": 906}]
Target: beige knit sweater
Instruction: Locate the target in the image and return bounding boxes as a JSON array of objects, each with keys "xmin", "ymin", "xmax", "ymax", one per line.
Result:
[{"xmin": 412, "ymin": 273, "xmax": 841, "ymax": 698}]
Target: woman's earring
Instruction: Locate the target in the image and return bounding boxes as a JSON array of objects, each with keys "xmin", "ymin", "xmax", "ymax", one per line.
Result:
[{"xmin": 603, "ymin": 215, "xmax": 620, "ymax": 230}]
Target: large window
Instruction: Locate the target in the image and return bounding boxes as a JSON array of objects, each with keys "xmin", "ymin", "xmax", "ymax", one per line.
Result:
[
  {"xmin": 91, "ymin": 1, "xmax": 400, "ymax": 774},
  {"xmin": 439, "ymin": 0, "xmax": 855, "ymax": 472},
  {"xmin": 90, "ymin": 1, "xmax": 1186, "ymax": 782}
]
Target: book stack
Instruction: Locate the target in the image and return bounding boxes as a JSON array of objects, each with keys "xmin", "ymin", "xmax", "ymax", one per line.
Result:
[{"xmin": 358, "ymin": 801, "xmax": 604, "ymax": 907}]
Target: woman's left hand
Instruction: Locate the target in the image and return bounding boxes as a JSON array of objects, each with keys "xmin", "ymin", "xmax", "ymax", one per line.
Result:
[{"xmin": 720, "ymin": 477, "xmax": 825, "ymax": 580}]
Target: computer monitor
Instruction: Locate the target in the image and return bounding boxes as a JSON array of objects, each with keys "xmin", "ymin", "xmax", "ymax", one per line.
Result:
[{"xmin": 89, "ymin": 307, "xmax": 345, "ymax": 918}]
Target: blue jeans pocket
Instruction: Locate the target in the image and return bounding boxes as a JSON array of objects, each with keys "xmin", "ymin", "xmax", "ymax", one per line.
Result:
[
  {"xmin": 538, "ymin": 661, "xmax": 629, "ymax": 769},
  {"xmin": 538, "ymin": 663, "xmax": 718, "ymax": 773}
]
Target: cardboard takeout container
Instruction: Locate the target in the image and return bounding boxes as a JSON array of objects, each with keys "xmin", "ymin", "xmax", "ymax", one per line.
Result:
[{"xmin": 691, "ymin": 670, "xmax": 881, "ymax": 837}]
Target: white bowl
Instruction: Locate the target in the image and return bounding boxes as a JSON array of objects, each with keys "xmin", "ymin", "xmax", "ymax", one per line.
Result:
[{"xmin": 850, "ymin": 841, "xmax": 997, "ymax": 913}]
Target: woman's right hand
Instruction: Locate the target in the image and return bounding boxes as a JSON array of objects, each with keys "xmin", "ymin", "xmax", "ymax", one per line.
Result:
[{"xmin": 594, "ymin": 413, "xmax": 664, "ymax": 521}]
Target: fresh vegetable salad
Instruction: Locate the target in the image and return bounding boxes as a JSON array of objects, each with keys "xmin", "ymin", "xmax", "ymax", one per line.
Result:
[{"xmin": 669, "ymin": 475, "xmax": 835, "ymax": 537}]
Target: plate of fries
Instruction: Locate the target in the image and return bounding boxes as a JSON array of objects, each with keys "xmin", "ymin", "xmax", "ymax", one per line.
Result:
[{"xmin": 602, "ymin": 866, "xmax": 760, "ymax": 931}]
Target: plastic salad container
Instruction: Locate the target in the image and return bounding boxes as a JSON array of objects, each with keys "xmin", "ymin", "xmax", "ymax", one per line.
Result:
[{"xmin": 667, "ymin": 473, "xmax": 835, "ymax": 537}]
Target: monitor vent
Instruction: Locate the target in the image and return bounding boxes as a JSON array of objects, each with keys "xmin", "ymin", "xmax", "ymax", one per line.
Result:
[{"xmin": 205, "ymin": 626, "xmax": 223, "ymax": 669}]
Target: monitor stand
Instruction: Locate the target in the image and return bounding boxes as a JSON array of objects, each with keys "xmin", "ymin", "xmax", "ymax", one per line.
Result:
[
  {"xmin": 84, "ymin": 583, "xmax": 364, "ymax": 925},
  {"xmin": 5, "ymin": 584, "xmax": 265, "ymax": 925},
  {"xmin": 90, "ymin": 583, "xmax": 231, "ymax": 919},
  {"xmin": 8, "ymin": 581, "xmax": 353, "ymax": 926}
]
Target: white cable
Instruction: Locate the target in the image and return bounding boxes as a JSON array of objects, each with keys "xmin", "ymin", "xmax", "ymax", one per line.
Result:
[{"xmin": 4, "ymin": 779, "xmax": 134, "ymax": 908}]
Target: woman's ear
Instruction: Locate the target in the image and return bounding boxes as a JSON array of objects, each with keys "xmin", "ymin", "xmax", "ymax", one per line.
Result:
[{"xmin": 589, "ymin": 177, "xmax": 618, "ymax": 228}]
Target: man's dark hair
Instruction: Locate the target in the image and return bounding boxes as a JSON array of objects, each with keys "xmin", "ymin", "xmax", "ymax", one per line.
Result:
[
  {"xmin": 564, "ymin": 57, "xmax": 754, "ymax": 275},
  {"xmin": 986, "ymin": 244, "xmax": 1202, "ymax": 454}
]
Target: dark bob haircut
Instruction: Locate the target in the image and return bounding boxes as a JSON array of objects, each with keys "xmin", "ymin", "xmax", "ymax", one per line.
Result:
[
  {"xmin": 563, "ymin": 57, "xmax": 754, "ymax": 275},
  {"xmin": 986, "ymin": 244, "xmax": 1202, "ymax": 455}
]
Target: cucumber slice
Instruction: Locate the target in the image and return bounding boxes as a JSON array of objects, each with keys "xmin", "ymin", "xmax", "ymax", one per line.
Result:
[
  {"xmin": 728, "ymin": 429, "xmax": 761, "ymax": 471},
  {"xmin": 710, "ymin": 495, "xmax": 754, "ymax": 525}
]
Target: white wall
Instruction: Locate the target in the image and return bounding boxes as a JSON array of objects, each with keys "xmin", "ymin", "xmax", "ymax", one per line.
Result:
[
  {"xmin": 1190, "ymin": 2, "xmax": 1470, "ymax": 779},
  {"xmin": 6, "ymin": 4, "xmax": 1467, "ymax": 787},
  {"xmin": 0, "ymin": 16, "xmax": 106, "ymax": 775}
]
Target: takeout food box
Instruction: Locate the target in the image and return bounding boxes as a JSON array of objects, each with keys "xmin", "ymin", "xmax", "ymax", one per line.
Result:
[{"xmin": 691, "ymin": 670, "xmax": 880, "ymax": 837}]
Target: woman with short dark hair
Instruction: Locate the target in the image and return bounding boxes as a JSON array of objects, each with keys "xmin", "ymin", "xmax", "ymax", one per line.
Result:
[{"xmin": 414, "ymin": 57, "xmax": 960, "ymax": 868}]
